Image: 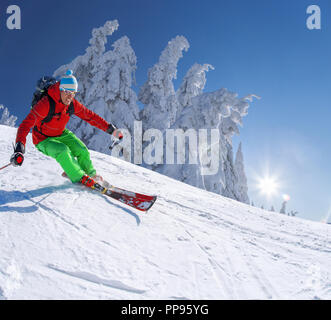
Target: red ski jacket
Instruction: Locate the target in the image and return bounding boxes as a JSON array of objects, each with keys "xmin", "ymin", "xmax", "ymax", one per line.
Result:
[{"xmin": 16, "ymin": 82, "xmax": 110, "ymax": 146}]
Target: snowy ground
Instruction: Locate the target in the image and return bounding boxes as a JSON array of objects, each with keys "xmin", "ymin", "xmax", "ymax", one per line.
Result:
[{"xmin": 0, "ymin": 125, "xmax": 330, "ymax": 300}]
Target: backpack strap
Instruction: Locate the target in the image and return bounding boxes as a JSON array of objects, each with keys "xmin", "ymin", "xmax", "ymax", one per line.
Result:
[
  {"xmin": 42, "ymin": 95, "xmax": 56, "ymax": 124},
  {"xmin": 33, "ymin": 95, "xmax": 59, "ymax": 137},
  {"xmin": 67, "ymin": 101, "xmax": 75, "ymax": 116}
]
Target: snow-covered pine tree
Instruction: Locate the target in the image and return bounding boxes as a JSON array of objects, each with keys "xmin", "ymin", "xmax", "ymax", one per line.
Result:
[
  {"xmin": 234, "ymin": 142, "xmax": 250, "ymax": 204},
  {"xmin": 0, "ymin": 105, "xmax": 17, "ymax": 127},
  {"xmin": 53, "ymin": 20, "xmax": 140, "ymax": 159},
  {"xmin": 289, "ymin": 210, "xmax": 298, "ymax": 217},
  {"xmin": 280, "ymin": 201, "xmax": 287, "ymax": 214},
  {"xmin": 139, "ymin": 36, "xmax": 190, "ymax": 132},
  {"xmin": 219, "ymin": 94, "xmax": 260, "ymax": 201},
  {"xmin": 176, "ymin": 63, "xmax": 214, "ymax": 118},
  {"xmin": 158, "ymin": 86, "xmax": 256, "ymax": 200}
]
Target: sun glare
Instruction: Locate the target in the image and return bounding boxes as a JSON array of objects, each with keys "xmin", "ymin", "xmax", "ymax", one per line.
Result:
[
  {"xmin": 258, "ymin": 176, "xmax": 279, "ymax": 196},
  {"xmin": 282, "ymin": 194, "xmax": 291, "ymax": 201}
]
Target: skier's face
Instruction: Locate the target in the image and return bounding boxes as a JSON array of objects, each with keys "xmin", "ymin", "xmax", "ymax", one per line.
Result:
[{"xmin": 60, "ymin": 90, "xmax": 76, "ymax": 105}]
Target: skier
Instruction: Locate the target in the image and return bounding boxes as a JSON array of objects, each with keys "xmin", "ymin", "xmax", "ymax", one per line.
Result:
[{"xmin": 10, "ymin": 70, "xmax": 123, "ymax": 188}]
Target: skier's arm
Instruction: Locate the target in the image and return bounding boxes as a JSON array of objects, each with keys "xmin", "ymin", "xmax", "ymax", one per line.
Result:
[
  {"xmin": 11, "ymin": 98, "xmax": 49, "ymax": 166},
  {"xmin": 15, "ymin": 97, "xmax": 50, "ymax": 146},
  {"xmin": 73, "ymin": 101, "xmax": 123, "ymax": 139}
]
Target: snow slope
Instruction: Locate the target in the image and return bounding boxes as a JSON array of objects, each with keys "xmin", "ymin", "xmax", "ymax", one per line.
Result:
[{"xmin": 0, "ymin": 125, "xmax": 330, "ymax": 300}]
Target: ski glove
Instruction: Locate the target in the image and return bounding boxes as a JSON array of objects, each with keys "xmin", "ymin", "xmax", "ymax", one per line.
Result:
[
  {"xmin": 113, "ymin": 129, "xmax": 123, "ymax": 140},
  {"xmin": 10, "ymin": 142, "xmax": 25, "ymax": 167},
  {"xmin": 106, "ymin": 124, "xmax": 123, "ymax": 140}
]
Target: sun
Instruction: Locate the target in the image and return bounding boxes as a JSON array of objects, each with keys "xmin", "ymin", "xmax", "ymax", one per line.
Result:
[{"xmin": 258, "ymin": 176, "xmax": 279, "ymax": 197}]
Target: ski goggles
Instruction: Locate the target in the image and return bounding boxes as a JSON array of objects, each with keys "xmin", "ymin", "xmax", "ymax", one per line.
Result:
[{"xmin": 60, "ymin": 88, "xmax": 77, "ymax": 96}]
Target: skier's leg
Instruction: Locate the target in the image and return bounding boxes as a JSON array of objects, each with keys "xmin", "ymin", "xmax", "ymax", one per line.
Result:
[
  {"xmin": 57, "ymin": 129, "xmax": 96, "ymax": 177},
  {"xmin": 36, "ymin": 137, "xmax": 85, "ymax": 183}
]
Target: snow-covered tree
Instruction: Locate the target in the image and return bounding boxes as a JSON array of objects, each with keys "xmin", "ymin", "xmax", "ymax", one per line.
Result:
[
  {"xmin": 53, "ymin": 20, "xmax": 140, "ymax": 159},
  {"xmin": 234, "ymin": 142, "xmax": 249, "ymax": 204},
  {"xmin": 289, "ymin": 210, "xmax": 298, "ymax": 217},
  {"xmin": 217, "ymin": 94, "xmax": 258, "ymax": 201},
  {"xmin": 139, "ymin": 36, "xmax": 190, "ymax": 132},
  {"xmin": 157, "ymin": 87, "xmax": 256, "ymax": 200},
  {"xmin": 280, "ymin": 201, "xmax": 287, "ymax": 214},
  {"xmin": 176, "ymin": 63, "xmax": 213, "ymax": 117},
  {"xmin": 270, "ymin": 206, "xmax": 275, "ymax": 212},
  {"xmin": 221, "ymin": 141, "xmax": 238, "ymax": 200},
  {"xmin": 0, "ymin": 105, "xmax": 17, "ymax": 127}
]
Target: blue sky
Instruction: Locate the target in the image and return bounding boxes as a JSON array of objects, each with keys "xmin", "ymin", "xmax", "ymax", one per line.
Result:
[{"xmin": 1, "ymin": 0, "xmax": 331, "ymax": 222}]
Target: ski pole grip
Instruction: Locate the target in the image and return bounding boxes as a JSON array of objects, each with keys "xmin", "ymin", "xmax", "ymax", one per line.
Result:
[{"xmin": 10, "ymin": 152, "xmax": 24, "ymax": 167}]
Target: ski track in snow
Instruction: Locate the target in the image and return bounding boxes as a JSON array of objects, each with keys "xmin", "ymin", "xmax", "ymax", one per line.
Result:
[
  {"xmin": 156, "ymin": 190, "xmax": 330, "ymax": 300},
  {"xmin": 47, "ymin": 265, "xmax": 146, "ymax": 294},
  {"xmin": 185, "ymin": 229, "xmax": 237, "ymax": 299},
  {"xmin": 0, "ymin": 125, "xmax": 330, "ymax": 299}
]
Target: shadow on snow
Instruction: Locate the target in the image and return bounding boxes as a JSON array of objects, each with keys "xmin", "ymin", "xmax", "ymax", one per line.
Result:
[{"xmin": 0, "ymin": 183, "xmax": 141, "ymax": 225}]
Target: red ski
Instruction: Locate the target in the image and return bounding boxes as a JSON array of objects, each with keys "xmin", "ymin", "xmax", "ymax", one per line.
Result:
[
  {"xmin": 92, "ymin": 182, "xmax": 157, "ymax": 212},
  {"xmin": 62, "ymin": 173, "xmax": 157, "ymax": 212}
]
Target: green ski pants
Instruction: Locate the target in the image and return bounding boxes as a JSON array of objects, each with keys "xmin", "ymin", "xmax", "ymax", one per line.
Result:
[{"xmin": 36, "ymin": 129, "xmax": 96, "ymax": 183}]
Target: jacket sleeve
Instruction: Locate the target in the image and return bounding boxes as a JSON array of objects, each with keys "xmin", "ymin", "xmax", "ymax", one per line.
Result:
[
  {"xmin": 16, "ymin": 97, "xmax": 50, "ymax": 146},
  {"xmin": 73, "ymin": 100, "xmax": 110, "ymax": 132}
]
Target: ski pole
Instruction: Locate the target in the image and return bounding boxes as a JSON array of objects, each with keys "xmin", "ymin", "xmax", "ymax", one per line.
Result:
[
  {"xmin": 109, "ymin": 138, "xmax": 122, "ymax": 151},
  {"xmin": 0, "ymin": 163, "xmax": 12, "ymax": 171}
]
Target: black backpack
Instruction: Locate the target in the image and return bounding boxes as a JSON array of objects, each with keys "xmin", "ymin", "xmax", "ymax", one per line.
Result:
[{"xmin": 31, "ymin": 76, "xmax": 75, "ymax": 136}]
